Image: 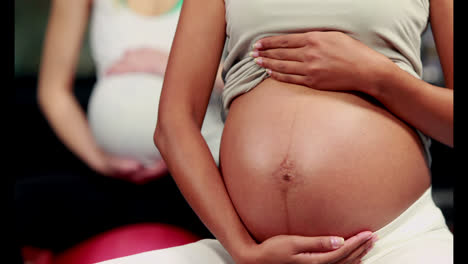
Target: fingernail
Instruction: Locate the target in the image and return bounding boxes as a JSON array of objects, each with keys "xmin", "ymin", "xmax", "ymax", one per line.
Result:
[
  {"xmin": 249, "ymin": 51, "xmax": 259, "ymax": 58},
  {"xmin": 266, "ymin": 69, "xmax": 272, "ymax": 75},
  {"xmin": 360, "ymin": 231, "xmax": 373, "ymax": 241},
  {"xmin": 371, "ymin": 233, "xmax": 379, "ymax": 243},
  {"xmin": 254, "ymin": 57, "xmax": 263, "ymax": 66},
  {"xmin": 331, "ymin": 237, "xmax": 344, "ymax": 249},
  {"xmin": 253, "ymin": 42, "xmax": 262, "ymax": 49}
]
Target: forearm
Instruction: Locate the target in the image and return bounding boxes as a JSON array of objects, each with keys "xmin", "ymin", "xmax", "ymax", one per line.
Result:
[
  {"xmin": 36, "ymin": 0, "xmax": 100, "ymax": 168},
  {"xmin": 154, "ymin": 119, "xmax": 256, "ymax": 260},
  {"xmin": 153, "ymin": 0, "xmax": 256, "ymax": 260},
  {"xmin": 368, "ymin": 62, "xmax": 453, "ymax": 147},
  {"xmin": 38, "ymin": 90, "xmax": 106, "ymax": 171}
]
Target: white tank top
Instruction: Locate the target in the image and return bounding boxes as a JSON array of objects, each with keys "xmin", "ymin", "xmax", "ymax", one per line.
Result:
[
  {"xmin": 89, "ymin": 0, "xmax": 181, "ymax": 77},
  {"xmin": 87, "ymin": 0, "xmax": 224, "ymax": 166}
]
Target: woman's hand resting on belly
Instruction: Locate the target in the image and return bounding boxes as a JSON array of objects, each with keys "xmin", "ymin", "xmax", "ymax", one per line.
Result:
[
  {"xmin": 95, "ymin": 151, "xmax": 168, "ymax": 185},
  {"xmin": 250, "ymin": 31, "xmax": 388, "ymax": 93},
  {"xmin": 250, "ymin": 30, "xmax": 453, "ymax": 147},
  {"xmin": 241, "ymin": 231, "xmax": 377, "ymax": 264},
  {"xmin": 105, "ymin": 47, "xmax": 169, "ymax": 76}
]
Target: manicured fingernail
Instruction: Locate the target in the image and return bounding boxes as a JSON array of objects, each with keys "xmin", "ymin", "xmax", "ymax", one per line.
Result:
[
  {"xmin": 360, "ymin": 231, "xmax": 373, "ymax": 240},
  {"xmin": 254, "ymin": 57, "xmax": 263, "ymax": 66},
  {"xmin": 331, "ymin": 237, "xmax": 344, "ymax": 249},
  {"xmin": 266, "ymin": 69, "xmax": 272, "ymax": 75},
  {"xmin": 249, "ymin": 51, "xmax": 259, "ymax": 58},
  {"xmin": 253, "ymin": 42, "xmax": 262, "ymax": 49}
]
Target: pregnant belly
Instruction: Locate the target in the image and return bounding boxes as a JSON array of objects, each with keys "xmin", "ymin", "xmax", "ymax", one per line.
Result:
[
  {"xmin": 220, "ymin": 78, "xmax": 431, "ymax": 242},
  {"xmin": 88, "ymin": 73, "xmax": 163, "ymax": 167}
]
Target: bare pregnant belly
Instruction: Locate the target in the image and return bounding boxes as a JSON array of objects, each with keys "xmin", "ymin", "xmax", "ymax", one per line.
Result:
[{"xmin": 220, "ymin": 78, "xmax": 431, "ymax": 242}]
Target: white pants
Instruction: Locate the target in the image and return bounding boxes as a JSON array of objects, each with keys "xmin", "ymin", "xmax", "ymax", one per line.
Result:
[
  {"xmin": 97, "ymin": 187, "xmax": 453, "ymax": 264},
  {"xmin": 361, "ymin": 187, "xmax": 453, "ymax": 263}
]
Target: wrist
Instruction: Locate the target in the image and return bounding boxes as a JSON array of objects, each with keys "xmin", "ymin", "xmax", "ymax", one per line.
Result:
[
  {"xmin": 362, "ymin": 57, "xmax": 399, "ymax": 101},
  {"xmin": 87, "ymin": 148, "xmax": 110, "ymax": 175},
  {"xmin": 231, "ymin": 242, "xmax": 260, "ymax": 264},
  {"xmin": 218, "ymin": 234, "xmax": 258, "ymax": 264}
]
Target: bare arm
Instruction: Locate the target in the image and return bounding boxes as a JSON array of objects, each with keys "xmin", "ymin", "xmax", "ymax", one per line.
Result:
[
  {"xmin": 365, "ymin": 0, "xmax": 453, "ymax": 147},
  {"xmin": 37, "ymin": 0, "xmax": 101, "ymax": 169},
  {"xmin": 154, "ymin": 1, "xmax": 378, "ymax": 264},
  {"xmin": 154, "ymin": 0, "xmax": 256, "ymax": 260},
  {"xmin": 37, "ymin": 0, "xmax": 142, "ymax": 177}
]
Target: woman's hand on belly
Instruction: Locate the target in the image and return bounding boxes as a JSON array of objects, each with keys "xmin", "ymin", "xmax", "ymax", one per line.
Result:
[
  {"xmin": 97, "ymin": 152, "xmax": 168, "ymax": 184},
  {"xmin": 241, "ymin": 231, "xmax": 376, "ymax": 264},
  {"xmin": 105, "ymin": 47, "xmax": 169, "ymax": 77},
  {"xmin": 125, "ymin": 158, "xmax": 168, "ymax": 185},
  {"xmin": 250, "ymin": 31, "xmax": 389, "ymax": 93},
  {"xmin": 251, "ymin": 30, "xmax": 454, "ymax": 147}
]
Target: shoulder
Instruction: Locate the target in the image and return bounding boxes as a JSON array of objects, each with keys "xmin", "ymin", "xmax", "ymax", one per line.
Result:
[{"xmin": 51, "ymin": 0, "xmax": 93, "ymax": 10}]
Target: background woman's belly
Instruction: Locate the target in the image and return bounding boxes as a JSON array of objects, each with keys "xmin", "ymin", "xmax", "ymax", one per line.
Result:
[
  {"xmin": 88, "ymin": 73, "xmax": 163, "ymax": 167},
  {"xmin": 220, "ymin": 78, "xmax": 431, "ymax": 242}
]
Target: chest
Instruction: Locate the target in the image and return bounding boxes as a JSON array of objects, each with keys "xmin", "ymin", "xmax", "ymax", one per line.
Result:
[{"xmin": 225, "ymin": 0, "xmax": 429, "ymax": 38}]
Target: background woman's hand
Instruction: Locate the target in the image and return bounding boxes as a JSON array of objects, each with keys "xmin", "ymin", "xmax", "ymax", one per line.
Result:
[
  {"xmin": 127, "ymin": 159, "xmax": 168, "ymax": 185},
  {"xmin": 239, "ymin": 231, "xmax": 377, "ymax": 264},
  {"xmin": 105, "ymin": 47, "xmax": 169, "ymax": 76},
  {"xmin": 95, "ymin": 152, "xmax": 168, "ymax": 184},
  {"xmin": 251, "ymin": 31, "xmax": 392, "ymax": 93}
]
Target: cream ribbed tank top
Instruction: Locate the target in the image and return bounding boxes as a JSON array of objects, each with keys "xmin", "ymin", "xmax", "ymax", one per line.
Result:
[{"xmin": 221, "ymin": 0, "xmax": 432, "ymax": 166}]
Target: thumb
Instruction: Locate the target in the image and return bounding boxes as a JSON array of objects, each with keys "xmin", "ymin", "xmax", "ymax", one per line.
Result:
[
  {"xmin": 293, "ymin": 236, "xmax": 345, "ymax": 254},
  {"xmin": 126, "ymin": 159, "xmax": 167, "ymax": 184}
]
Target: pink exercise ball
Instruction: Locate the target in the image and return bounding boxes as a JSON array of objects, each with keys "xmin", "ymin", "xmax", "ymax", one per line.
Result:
[{"xmin": 54, "ymin": 223, "xmax": 201, "ymax": 264}]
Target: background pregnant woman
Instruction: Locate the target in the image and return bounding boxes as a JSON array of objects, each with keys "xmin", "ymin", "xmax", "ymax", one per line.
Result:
[
  {"xmin": 33, "ymin": 0, "xmax": 224, "ymax": 251},
  {"xmin": 100, "ymin": 0, "xmax": 453, "ymax": 263}
]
